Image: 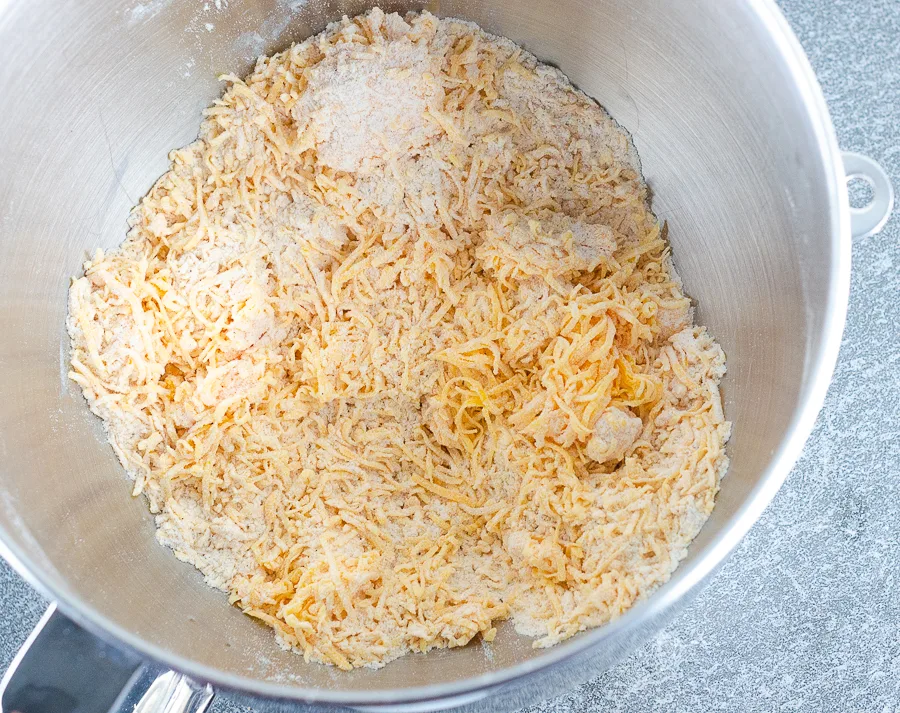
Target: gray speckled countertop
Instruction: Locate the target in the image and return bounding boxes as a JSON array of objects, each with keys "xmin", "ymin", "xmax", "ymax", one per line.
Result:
[{"xmin": 2, "ymin": 0, "xmax": 899, "ymax": 711}]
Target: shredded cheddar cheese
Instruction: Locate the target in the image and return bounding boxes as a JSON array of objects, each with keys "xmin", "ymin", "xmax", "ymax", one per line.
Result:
[{"xmin": 67, "ymin": 8, "xmax": 730, "ymax": 669}]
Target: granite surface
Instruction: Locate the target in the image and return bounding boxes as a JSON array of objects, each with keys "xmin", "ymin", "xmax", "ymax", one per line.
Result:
[{"xmin": 1, "ymin": 0, "xmax": 898, "ymax": 711}]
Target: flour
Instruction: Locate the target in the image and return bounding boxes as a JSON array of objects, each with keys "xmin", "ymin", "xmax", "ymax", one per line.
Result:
[
  {"xmin": 294, "ymin": 35, "xmax": 440, "ymax": 172},
  {"xmin": 67, "ymin": 8, "xmax": 730, "ymax": 670}
]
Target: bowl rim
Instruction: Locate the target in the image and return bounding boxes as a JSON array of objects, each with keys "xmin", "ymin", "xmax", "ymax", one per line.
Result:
[{"xmin": 0, "ymin": 0, "xmax": 851, "ymax": 706}]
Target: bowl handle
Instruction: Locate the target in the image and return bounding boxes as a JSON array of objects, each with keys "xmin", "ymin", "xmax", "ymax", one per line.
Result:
[
  {"xmin": 843, "ymin": 151, "xmax": 895, "ymax": 239},
  {"xmin": 0, "ymin": 603, "xmax": 214, "ymax": 713}
]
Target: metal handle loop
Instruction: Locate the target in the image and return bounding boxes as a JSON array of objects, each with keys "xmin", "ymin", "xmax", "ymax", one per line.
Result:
[{"xmin": 842, "ymin": 151, "xmax": 894, "ymax": 239}]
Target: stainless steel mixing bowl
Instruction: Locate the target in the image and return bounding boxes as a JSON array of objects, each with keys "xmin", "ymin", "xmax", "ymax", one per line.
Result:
[{"xmin": 0, "ymin": 0, "xmax": 892, "ymax": 711}]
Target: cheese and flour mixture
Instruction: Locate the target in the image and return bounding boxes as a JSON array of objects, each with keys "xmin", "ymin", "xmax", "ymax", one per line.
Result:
[{"xmin": 67, "ymin": 9, "xmax": 730, "ymax": 669}]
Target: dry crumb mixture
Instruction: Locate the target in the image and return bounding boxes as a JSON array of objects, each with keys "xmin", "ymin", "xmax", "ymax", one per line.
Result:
[{"xmin": 67, "ymin": 9, "xmax": 730, "ymax": 670}]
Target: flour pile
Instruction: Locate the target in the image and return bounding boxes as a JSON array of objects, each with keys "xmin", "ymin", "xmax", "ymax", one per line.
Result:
[{"xmin": 67, "ymin": 9, "xmax": 730, "ymax": 670}]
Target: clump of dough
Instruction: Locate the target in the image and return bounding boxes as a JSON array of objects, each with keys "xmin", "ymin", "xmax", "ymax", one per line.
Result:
[{"xmin": 585, "ymin": 407, "xmax": 643, "ymax": 464}]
